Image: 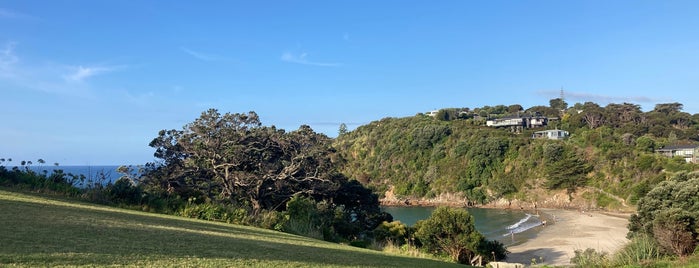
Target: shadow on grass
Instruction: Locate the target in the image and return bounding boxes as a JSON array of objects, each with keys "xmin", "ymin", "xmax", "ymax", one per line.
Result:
[
  {"xmin": 506, "ymin": 248, "xmax": 568, "ymax": 266},
  {"xmin": 0, "ymin": 195, "xmax": 463, "ymax": 267}
]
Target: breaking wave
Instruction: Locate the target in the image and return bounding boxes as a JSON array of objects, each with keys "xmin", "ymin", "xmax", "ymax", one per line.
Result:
[{"xmin": 503, "ymin": 214, "xmax": 542, "ymax": 236}]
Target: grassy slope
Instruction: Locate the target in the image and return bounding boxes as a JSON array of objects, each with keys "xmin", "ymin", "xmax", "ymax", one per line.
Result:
[{"xmin": 0, "ymin": 190, "xmax": 465, "ymax": 267}]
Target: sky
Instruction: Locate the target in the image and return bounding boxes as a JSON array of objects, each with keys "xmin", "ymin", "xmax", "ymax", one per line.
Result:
[{"xmin": 1, "ymin": 1, "xmax": 699, "ymax": 165}]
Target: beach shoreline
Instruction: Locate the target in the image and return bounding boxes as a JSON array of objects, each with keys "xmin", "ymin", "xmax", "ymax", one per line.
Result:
[{"xmin": 505, "ymin": 209, "xmax": 630, "ymax": 266}]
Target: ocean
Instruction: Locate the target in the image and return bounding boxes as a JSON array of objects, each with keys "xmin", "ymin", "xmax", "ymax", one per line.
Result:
[
  {"xmin": 382, "ymin": 206, "xmax": 544, "ymax": 246},
  {"xmin": 19, "ymin": 165, "xmax": 123, "ymax": 186}
]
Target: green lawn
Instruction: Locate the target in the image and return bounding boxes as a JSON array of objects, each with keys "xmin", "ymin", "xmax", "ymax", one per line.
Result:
[{"xmin": 0, "ymin": 190, "xmax": 465, "ymax": 267}]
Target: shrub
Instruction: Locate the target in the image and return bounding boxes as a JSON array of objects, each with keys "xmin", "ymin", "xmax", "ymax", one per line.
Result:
[
  {"xmin": 628, "ymin": 172, "xmax": 699, "ymax": 258},
  {"xmin": 571, "ymin": 248, "xmax": 609, "ymax": 267},
  {"xmin": 373, "ymin": 221, "xmax": 411, "ymax": 246},
  {"xmin": 652, "ymin": 208, "xmax": 697, "ymax": 256},
  {"xmin": 414, "ymin": 207, "xmax": 506, "ymax": 264},
  {"xmin": 612, "ymin": 234, "xmax": 663, "ymax": 266},
  {"xmin": 282, "ymin": 195, "xmax": 334, "ymax": 241},
  {"xmin": 107, "ymin": 177, "xmax": 142, "ymax": 204}
]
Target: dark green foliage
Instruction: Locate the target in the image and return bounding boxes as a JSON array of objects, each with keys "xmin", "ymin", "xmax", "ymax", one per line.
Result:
[
  {"xmin": 177, "ymin": 198, "xmax": 251, "ymax": 224},
  {"xmin": 141, "ymin": 109, "xmax": 388, "ymax": 242},
  {"xmin": 478, "ymin": 239, "xmax": 508, "ymax": 263},
  {"xmin": 544, "ymin": 148, "xmax": 591, "ymax": 193},
  {"xmin": 414, "ymin": 207, "xmax": 506, "ymax": 264},
  {"xmin": 107, "ymin": 177, "xmax": 142, "ymax": 204},
  {"xmin": 0, "ymin": 160, "xmax": 83, "ymax": 196},
  {"xmin": 373, "ymin": 221, "xmax": 411, "ymax": 246},
  {"xmin": 549, "ymin": 98, "xmax": 568, "ymax": 111},
  {"xmin": 335, "ymin": 101, "xmax": 699, "ymax": 210},
  {"xmin": 652, "ymin": 208, "xmax": 697, "ymax": 256},
  {"xmin": 282, "ymin": 195, "xmax": 333, "ymax": 239},
  {"xmin": 628, "ymin": 172, "xmax": 699, "ymax": 256}
]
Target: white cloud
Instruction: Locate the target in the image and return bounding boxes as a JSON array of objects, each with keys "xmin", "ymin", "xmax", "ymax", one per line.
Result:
[
  {"xmin": 181, "ymin": 47, "xmax": 227, "ymax": 61},
  {"xmin": 537, "ymin": 90, "xmax": 663, "ymax": 104},
  {"xmin": 281, "ymin": 52, "xmax": 341, "ymax": 67},
  {"xmin": 343, "ymin": 33, "xmax": 350, "ymax": 41},
  {"xmin": 0, "ymin": 42, "xmax": 124, "ymax": 97},
  {"xmin": 0, "ymin": 8, "xmax": 36, "ymax": 20},
  {"xmin": 63, "ymin": 66, "xmax": 114, "ymax": 82}
]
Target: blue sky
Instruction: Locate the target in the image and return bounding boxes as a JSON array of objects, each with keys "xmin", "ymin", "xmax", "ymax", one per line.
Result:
[{"xmin": 1, "ymin": 1, "xmax": 698, "ymax": 165}]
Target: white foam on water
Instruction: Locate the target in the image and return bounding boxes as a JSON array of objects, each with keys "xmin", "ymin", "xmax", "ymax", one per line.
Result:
[{"xmin": 506, "ymin": 214, "xmax": 532, "ymax": 230}]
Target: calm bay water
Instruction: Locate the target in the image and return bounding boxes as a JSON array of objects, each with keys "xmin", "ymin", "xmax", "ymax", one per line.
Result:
[{"xmin": 382, "ymin": 206, "xmax": 544, "ymax": 246}]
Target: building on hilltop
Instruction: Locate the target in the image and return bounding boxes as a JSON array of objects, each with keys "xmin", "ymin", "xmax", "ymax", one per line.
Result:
[
  {"xmin": 426, "ymin": 110, "xmax": 439, "ymax": 117},
  {"xmin": 532, "ymin": 129, "xmax": 569, "ymax": 140},
  {"xmin": 485, "ymin": 115, "xmax": 549, "ymax": 133},
  {"xmin": 656, "ymin": 144, "xmax": 699, "ymax": 163}
]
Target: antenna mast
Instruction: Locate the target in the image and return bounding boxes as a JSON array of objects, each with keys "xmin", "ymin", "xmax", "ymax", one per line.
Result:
[{"xmin": 560, "ymin": 87, "xmax": 565, "ymax": 101}]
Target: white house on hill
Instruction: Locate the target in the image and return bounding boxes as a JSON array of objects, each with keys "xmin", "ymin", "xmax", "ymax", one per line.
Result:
[
  {"xmin": 656, "ymin": 145, "xmax": 699, "ymax": 163},
  {"xmin": 532, "ymin": 129, "xmax": 569, "ymax": 140}
]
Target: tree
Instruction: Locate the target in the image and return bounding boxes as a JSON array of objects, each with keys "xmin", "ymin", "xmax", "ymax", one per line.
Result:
[
  {"xmin": 507, "ymin": 104, "xmax": 523, "ymax": 114},
  {"xmin": 653, "ymin": 103, "xmax": 684, "ymax": 115},
  {"xmin": 526, "ymin": 105, "xmax": 560, "ymax": 118},
  {"xmin": 628, "ymin": 172, "xmax": 699, "ymax": 256},
  {"xmin": 579, "ymin": 102, "xmax": 605, "ymax": 129},
  {"xmin": 147, "ymin": 109, "xmax": 340, "ymax": 213},
  {"xmin": 415, "ymin": 207, "xmax": 490, "ymax": 264},
  {"xmin": 549, "ymin": 98, "xmax": 568, "ymax": 111},
  {"xmin": 338, "ymin": 123, "xmax": 348, "ymax": 136},
  {"xmin": 545, "ymin": 148, "xmax": 591, "ymax": 193}
]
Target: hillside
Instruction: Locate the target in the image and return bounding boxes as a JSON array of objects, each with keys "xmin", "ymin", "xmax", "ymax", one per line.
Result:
[
  {"xmin": 334, "ymin": 101, "xmax": 699, "ymax": 210},
  {"xmin": 0, "ymin": 189, "xmax": 464, "ymax": 267}
]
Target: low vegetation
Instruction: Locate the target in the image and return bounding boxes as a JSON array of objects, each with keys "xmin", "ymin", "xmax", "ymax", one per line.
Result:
[
  {"xmin": 0, "ymin": 189, "xmax": 466, "ymax": 267},
  {"xmin": 335, "ymin": 101, "xmax": 699, "ymax": 208},
  {"xmin": 570, "ymin": 171, "xmax": 699, "ymax": 267},
  {"xmin": 4, "ymin": 100, "xmax": 699, "ymax": 266}
]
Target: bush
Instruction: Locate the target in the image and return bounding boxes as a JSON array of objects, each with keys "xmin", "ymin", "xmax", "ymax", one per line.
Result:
[
  {"xmin": 612, "ymin": 234, "xmax": 663, "ymax": 266},
  {"xmin": 414, "ymin": 207, "xmax": 506, "ymax": 264},
  {"xmin": 374, "ymin": 221, "xmax": 411, "ymax": 246},
  {"xmin": 571, "ymin": 248, "xmax": 609, "ymax": 267},
  {"xmin": 282, "ymin": 195, "xmax": 334, "ymax": 241},
  {"xmin": 177, "ymin": 198, "xmax": 250, "ymax": 224},
  {"xmin": 652, "ymin": 208, "xmax": 697, "ymax": 256},
  {"xmin": 628, "ymin": 172, "xmax": 699, "ymax": 258},
  {"xmin": 107, "ymin": 177, "xmax": 142, "ymax": 204}
]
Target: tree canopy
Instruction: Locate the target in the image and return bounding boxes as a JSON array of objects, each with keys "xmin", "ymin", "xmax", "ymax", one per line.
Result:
[{"xmin": 143, "ymin": 109, "xmax": 389, "ymax": 240}]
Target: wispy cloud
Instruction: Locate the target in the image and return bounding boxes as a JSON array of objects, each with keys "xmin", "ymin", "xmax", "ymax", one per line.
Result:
[
  {"xmin": 0, "ymin": 8, "xmax": 36, "ymax": 20},
  {"xmin": 0, "ymin": 42, "xmax": 18, "ymax": 70},
  {"xmin": 181, "ymin": 47, "xmax": 227, "ymax": 62},
  {"xmin": 0, "ymin": 42, "xmax": 123, "ymax": 97},
  {"xmin": 281, "ymin": 52, "xmax": 341, "ymax": 67},
  {"xmin": 342, "ymin": 33, "xmax": 350, "ymax": 41},
  {"xmin": 63, "ymin": 66, "xmax": 116, "ymax": 82},
  {"xmin": 537, "ymin": 90, "xmax": 663, "ymax": 103}
]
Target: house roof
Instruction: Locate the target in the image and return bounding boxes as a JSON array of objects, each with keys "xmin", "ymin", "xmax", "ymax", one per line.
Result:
[
  {"xmin": 657, "ymin": 144, "xmax": 699, "ymax": 151},
  {"xmin": 534, "ymin": 129, "xmax": 567, "ymax": 134}
]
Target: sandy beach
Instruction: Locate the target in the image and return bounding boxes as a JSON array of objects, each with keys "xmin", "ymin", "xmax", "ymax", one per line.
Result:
[{"xmin": 506, "ymin": 209, "xmax": 630, "ymax": 266}]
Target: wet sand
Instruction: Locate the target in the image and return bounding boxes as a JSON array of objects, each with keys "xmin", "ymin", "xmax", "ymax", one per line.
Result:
[{"xmin": 506, "ymin": 209, "xmax": 630, "ymax": 266}]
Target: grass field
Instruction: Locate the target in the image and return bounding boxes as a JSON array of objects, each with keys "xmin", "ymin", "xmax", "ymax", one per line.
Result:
[{"xmin": 0, "ymin": 189, "xmax": 466, "ymax": 267}]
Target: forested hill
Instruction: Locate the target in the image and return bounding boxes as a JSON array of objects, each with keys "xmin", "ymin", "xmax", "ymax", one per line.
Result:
[{"xmin": 334, "ymin": 101, "xmax": 699, "ymax": 210}]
